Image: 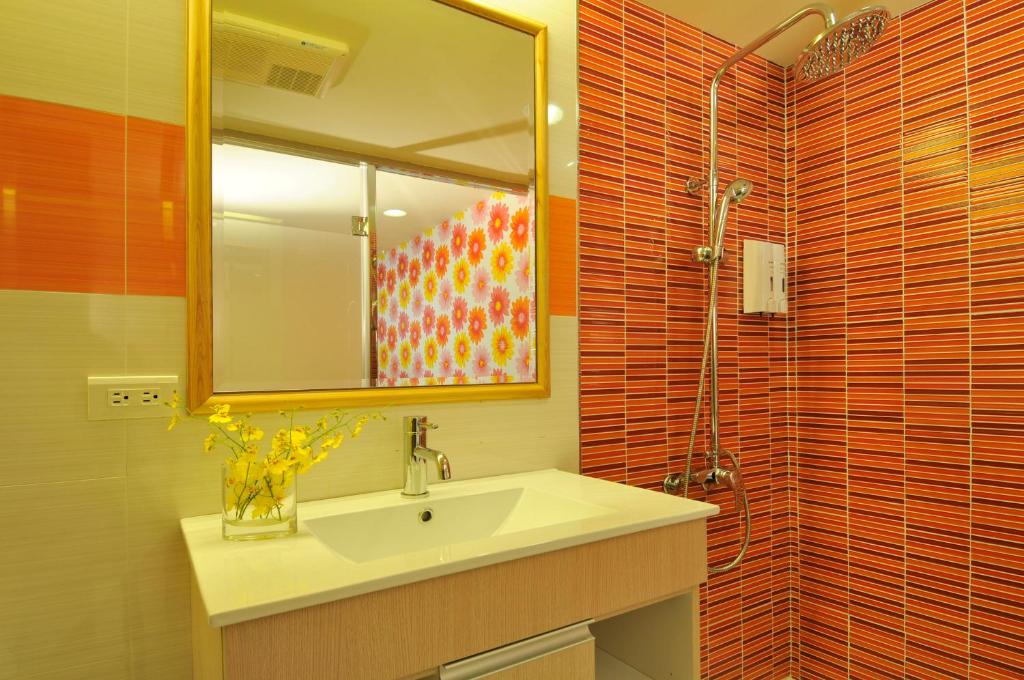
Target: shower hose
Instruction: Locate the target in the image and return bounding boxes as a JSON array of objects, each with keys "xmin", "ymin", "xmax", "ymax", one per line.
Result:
[{"xmin": 676, "ymin": 251, "xmax": 752, "ymax": 575}]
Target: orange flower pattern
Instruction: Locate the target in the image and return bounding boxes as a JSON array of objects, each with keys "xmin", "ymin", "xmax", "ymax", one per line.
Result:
[{"xmin": 377, "ymin": 192, "xmax": 535, "ymax": 386}]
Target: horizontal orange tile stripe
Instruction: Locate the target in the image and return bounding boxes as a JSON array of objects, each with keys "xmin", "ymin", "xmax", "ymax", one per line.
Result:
[
  {"xmin": 0, "ymin": 94, "xmax": 126, "ymax": 294},
  {"xmin": 126, "ymin": 116, "xmax": 186, "ymax": 297},
  {"xmin": 548, "ymin": 194, "xmax": 577, "ymax": 316}
]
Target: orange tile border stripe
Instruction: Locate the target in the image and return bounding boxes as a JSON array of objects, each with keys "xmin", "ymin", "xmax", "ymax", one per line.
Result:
[{"xmin": 549, "ymin": 194, "xmax": 578, "ymax": 316}]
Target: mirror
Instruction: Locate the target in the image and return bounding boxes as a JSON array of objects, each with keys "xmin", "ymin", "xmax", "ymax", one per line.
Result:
[{"xmin": 187, "ymin": 0, "xmax": 549, "ymax": 411}]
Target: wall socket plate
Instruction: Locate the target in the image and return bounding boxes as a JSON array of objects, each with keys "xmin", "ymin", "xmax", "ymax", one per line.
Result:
[{"xmin": 87, "ymin": 376, "xmax": 180, "ymax": 421}]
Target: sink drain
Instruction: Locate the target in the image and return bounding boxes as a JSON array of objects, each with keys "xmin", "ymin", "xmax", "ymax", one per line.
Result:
[{"xmin": 418, "ymin": 508, "xmax": 434, "ymax": 523}]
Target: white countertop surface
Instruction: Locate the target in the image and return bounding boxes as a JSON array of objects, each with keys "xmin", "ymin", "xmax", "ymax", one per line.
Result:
[{"xmin": 182, "ymin": 469, "xmax": 718, "ymax": 627}]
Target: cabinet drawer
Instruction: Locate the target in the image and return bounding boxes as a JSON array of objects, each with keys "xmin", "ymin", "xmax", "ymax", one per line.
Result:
[{"xmin": 440, "ymin": 621, "xmax": 594, "ymax": 680}]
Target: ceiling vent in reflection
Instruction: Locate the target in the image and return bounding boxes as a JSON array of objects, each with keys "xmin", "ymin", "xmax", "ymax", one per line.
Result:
[{"xmin": 213, "ymin": 11, "xmax": 349, "ymax": 98}]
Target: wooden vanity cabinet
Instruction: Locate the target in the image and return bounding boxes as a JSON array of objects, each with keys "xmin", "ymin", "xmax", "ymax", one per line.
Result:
[{"xmin": 193, "ymin": 519, "xmax": 707, "ymax": 680}]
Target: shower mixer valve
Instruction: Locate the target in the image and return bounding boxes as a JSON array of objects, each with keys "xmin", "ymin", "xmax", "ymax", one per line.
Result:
[{"xmin": 691, "ymin": 457, "xmax": 745, "ymax": 509}]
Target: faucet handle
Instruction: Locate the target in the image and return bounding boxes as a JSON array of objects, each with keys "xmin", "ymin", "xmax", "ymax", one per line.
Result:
[{"xmin": 404, "ymin": 416, "xmax": 437, "ymax": 432}]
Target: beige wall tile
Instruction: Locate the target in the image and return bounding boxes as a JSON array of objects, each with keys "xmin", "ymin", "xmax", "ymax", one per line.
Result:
[
  {"xmin": 127, "ymin": 0, "xmax": 185, "ymax": 124},
  {"xmin": 0, "ymin": 291, "xmax": 127, "ymax": 484},
  {"xmin": 0, "ymin": 478, "xmax": 130, "ymax": 680},
  {"xmin": 0, "ymin": 0, "xmax": 127, "ymax": 114}
]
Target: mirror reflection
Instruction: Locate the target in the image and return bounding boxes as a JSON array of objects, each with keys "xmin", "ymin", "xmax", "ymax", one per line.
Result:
[{"xmin": 208, "ymin": 0, "xmax": 539, "ymax": 394}]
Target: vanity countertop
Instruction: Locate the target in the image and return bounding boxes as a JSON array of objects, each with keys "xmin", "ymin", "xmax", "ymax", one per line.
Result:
[{"xmin": 182, "ymin": 468, "xmax": 718, "ymax": 627}]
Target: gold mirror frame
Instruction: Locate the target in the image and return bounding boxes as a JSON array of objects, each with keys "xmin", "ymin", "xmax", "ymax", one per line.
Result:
[{"xmin": 186, "ymin": 0, "xmax": 549, "ymax": 412}]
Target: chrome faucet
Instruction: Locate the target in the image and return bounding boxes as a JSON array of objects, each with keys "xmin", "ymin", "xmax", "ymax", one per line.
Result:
[{"xmin": 401, "ymin": 416, "xmax": 451, "ymax": 497}]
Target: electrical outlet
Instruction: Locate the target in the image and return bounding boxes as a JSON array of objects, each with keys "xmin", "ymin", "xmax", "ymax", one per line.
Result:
[
  {"xmin": 88, "ymin": 376, "xmax": 179, "ymax": 420},
  {"xmin": 139, "ymin": 387, "xmax": 163, "ymax": 405}
]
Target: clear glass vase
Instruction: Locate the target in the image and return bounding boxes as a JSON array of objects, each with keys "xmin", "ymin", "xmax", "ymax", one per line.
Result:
[{"xmin": 221, "ymin": 461, "xmax": 297, "ymax": 540}]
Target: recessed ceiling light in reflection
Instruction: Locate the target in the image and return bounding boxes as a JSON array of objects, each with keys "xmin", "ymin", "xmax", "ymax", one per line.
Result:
[
  {"xmin": 383, "ymin": 208, "xmax": 407, "ymax": 217},
  {"xmin": 547, "ymin": 103, "xmax": 564, "ymax": 125}
]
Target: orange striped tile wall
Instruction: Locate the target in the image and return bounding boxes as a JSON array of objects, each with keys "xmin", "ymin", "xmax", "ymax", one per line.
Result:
[
  {"xmin": 579, "ymin": 1, "xmax": 795, "ymax": 677},
  {"xmin": 789, "ymin": 0, "xmax": 1024, "ymax": 677}
]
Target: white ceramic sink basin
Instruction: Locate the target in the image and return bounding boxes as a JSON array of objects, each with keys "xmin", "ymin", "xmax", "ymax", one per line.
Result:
[
  {"xmin": 182, "ymin": 469, "xmax": 719, "ymax": 626},
  {"xmin": 305, "ymin": 486, "xmax": 614, "ymax": 563}
]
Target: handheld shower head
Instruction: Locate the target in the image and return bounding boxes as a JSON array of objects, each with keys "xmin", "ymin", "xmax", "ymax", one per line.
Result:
[
  {"xmin": 724, "ymin": 178, "xmax": 753, "ymax": 204},
  {"xmin": 795, "ymin": 5, "xmax": 890, "ymax": 82},
  {"xmin": 711, "ymin": 178, "xmax": 754, "ymax": 254}
]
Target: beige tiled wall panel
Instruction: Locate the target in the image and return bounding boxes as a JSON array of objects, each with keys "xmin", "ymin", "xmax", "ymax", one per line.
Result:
[
  {"xmin": 0, "ymin": 289, "xmax": 578, "ymax": 679},
  {"xmin": 127, "ymin": 0, "xmax": 186, "ymax": 124},
  {"xmin": 0, "ymin": 291, "xmax": 127, "ymax": 485},
  {"xmin": 0, "ymin": 478, "xmax": 130, "ymax": 680},
  {"xmin": 0, "ymin": 0, "xmax": 127, "ymax": 115}
]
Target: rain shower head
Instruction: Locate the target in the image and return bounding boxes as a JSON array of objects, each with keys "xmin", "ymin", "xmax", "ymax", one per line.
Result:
[{"xmin": 794, "ymin": 6, "xmax": 890, "ymax": 82}]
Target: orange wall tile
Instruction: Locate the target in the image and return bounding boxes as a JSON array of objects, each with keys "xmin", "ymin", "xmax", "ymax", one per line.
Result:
[
  {"xmin": 126, "ymin": 116, "xmax": 186, "ymax": 297},
  {"xmin": 548, "ymin": 194, "xmax": 577, "ymax": 316},
  {"xmin": 0, "ymin": 95, "xmax": 125, "ymax": 294},
  {"xmin": 578, "ymin": 2, "xmax": 792, "ymax": 678},
  {"xmin": 788, "ymin": 0, "xmax": 1024, "ymax": 677}
]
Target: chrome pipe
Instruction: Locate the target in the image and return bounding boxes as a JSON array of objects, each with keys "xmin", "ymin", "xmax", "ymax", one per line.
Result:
[{"xmin": 706, "ymin": 3, "xmax": 836, "ymax": 461}]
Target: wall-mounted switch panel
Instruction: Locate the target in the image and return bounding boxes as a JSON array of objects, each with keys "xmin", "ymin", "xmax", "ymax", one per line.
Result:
[
  {"xmin": 743, "ymin": 239, "xmax": 787, "ymax": 315},
  {"xmin": 87, "ymin": 376, "xmax": 179, "ymax": 421}
]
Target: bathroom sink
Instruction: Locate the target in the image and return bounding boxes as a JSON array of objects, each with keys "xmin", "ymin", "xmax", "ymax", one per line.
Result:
[
  {"xmin": 182, "ymin": 469, "xmax": 718, "ymax": 626},
  {"xmin": 305, "ymin": 486, "xmax": 613, "ymax": 563}
]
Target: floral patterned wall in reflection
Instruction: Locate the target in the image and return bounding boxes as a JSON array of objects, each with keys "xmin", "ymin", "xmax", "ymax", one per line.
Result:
[{"xmin": 376, "ymin": 191, "xmax": 536, "ymax": 386}]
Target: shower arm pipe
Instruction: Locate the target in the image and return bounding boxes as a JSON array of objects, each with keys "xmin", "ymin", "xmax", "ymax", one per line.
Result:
[
  {"xmin": 707, "ymin": 2, "xmax": 837, "ymax": 243},
  {"xmin": 704, "ymin": 2, "xmax": 837, "ymax": 461}
]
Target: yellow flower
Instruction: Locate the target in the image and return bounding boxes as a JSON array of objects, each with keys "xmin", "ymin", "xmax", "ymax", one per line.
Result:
[
  {"xmin": 203, "ymin": 434, "xmax": 217, "ymax": 453},
  {"xmin": 251, "ymin": 495, "xmax": 275, "ymax": 519},
  {"xmin": 399, "ymin": 281, "xmax": 411, "ymax": 308},
  {"xmin": 264, "ymin": 455, "xmax": 290, "ymax": 476},
  {"xmin": 224, "ymin": 459, "xmax": 250, "ymax": 488},
  {"xmin": 292, "ymin": 445, "xmax": 314, "ymax": 473},
  {"xmin": 240, "ymin": 425, "xmax": 264, "ymax": 442},
  {"xmin": 316, "ymin": 416, "xmax": 329, "ymax": 431},
  {"xmin": 168, "ymin": 392, "xmax": 181, "ymax": 410},
  {"xmin": 208, "ymin": 404, "xmax": 232, "ymax": 425},
  {"xmin": 490, "ymin": 242, "xmax": 513, "ymax": 282},
  {"xmin": 351, "ymin": 415, "xmax": 369, "ymax": 439},
  {"xmin": 424, "ymin": 337, "xmax": 438, "ymax": 368},
  {"xmin": 453, "ymin": 259, "xmax": 470, "ymax": 293},
  {"xmin": 290, "ymin": 428, "xmax": 308, "ymax": 447},
  {"xmin": 491, "ymin": 325, "xmax": 514, "ymax": 366},
  {"xmin": 423, "ymin": 271, "xmax": 438, "ymax": 302},
  {"xmin": 453, "ymin": 332, "xmax": 471, "ymax": 367},
  {"xmin": 166, "ymin": 414, "xmax": 179, "ymax": 432},
  {"xmin": 270, "ymin": 484, "xmax": 289, "ymax": 504}
]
